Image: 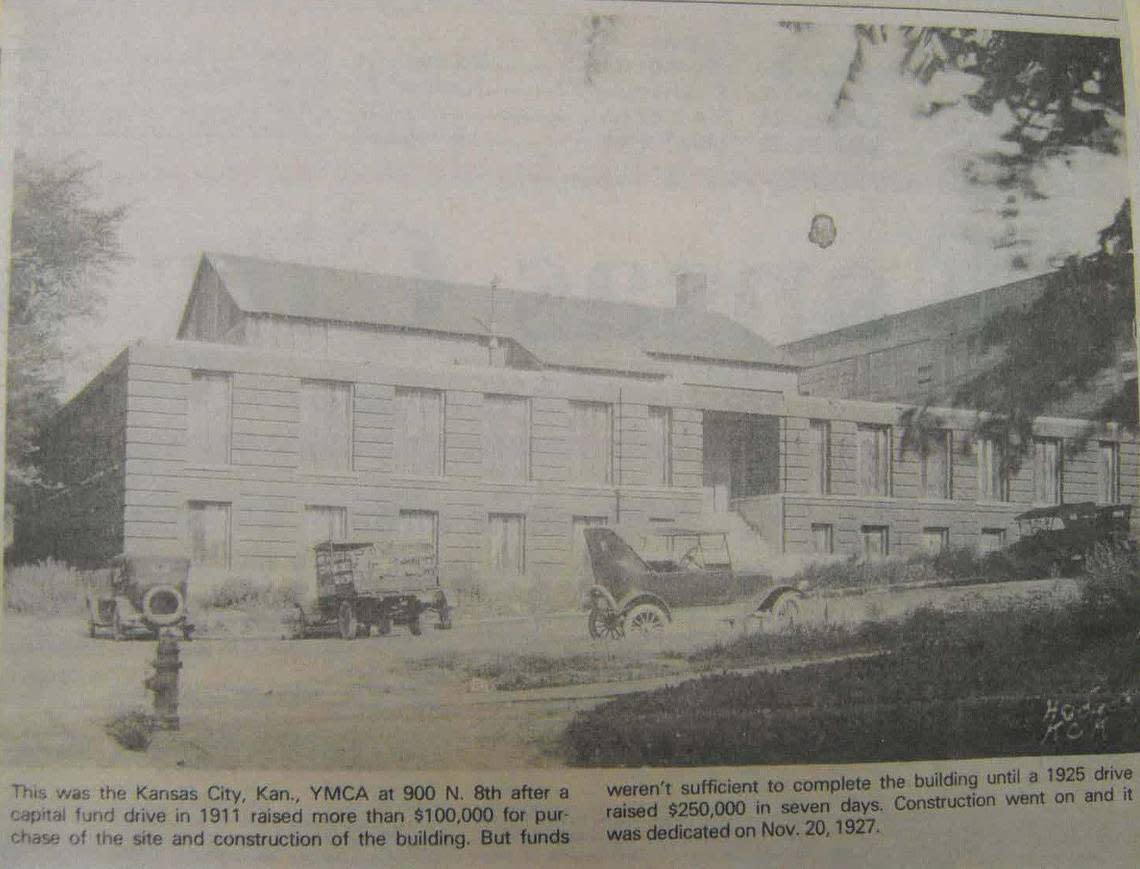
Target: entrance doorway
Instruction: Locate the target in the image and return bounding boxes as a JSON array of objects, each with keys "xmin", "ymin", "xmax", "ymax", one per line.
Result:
[{"xmin": 701, "ymin": 412, "xmax": 780, "ymax": 512}]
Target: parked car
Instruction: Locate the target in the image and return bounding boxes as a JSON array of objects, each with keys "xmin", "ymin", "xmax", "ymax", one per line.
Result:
[
  {"xmin": 582, "ymin": 526, "xmax": 799, "ymax": 638},
  {"xmin": 86, "ymin": 555, "xmax": 194, "ymax": 640},
  {"xmin": 1006, "ymin": 502, "xmax": 1134, "ymax": 577}
]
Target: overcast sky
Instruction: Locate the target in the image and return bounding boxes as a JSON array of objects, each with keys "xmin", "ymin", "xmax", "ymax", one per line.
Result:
[{"xmin": 4, "ymin": 0, "xmax": 1128, "ymax": 394}]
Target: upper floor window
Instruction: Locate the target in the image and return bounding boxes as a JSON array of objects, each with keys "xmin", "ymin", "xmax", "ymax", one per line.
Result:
[
  {"xmin": 569, "ymin": 401, "xmax": 613, "ymax": 485},
  {"xmin": 807, "ymin": 419, "xmax": 831, "ymax": 495},
  {"xmin": 977, "ymin": 437, "xmax": 1009, "ymax": 502},
  {"xmin": 394, "ymin": 387, "xmax": 443, "ymax": 476},
  {"xmin": 920, "ymin": 430, "xmax": 951, "ymax": 500},
  {"xmin": 299, "ymin": 380, "xmax": 352, "ymax": 471},
  {"xmin": 483, "ymin": 394, "xmax": 530, "ymax": 481},
  {"xmin": 188, "ymin": 371, "xmax": 231, "ymax": 464},
  {"xmin": 1033, "ymin": 437, "xmax": 1062, "ymax": 505},
  {"xmin": 647, "ymin": 406, "xmax": 673, "ymax": 487},
  {"xmin": 857, "ymin": 424, "xmax": 891, "ymax": 497}
]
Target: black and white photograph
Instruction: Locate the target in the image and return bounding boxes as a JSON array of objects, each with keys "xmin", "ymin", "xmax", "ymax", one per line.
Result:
[{"xmin": 1, "ymin": 0, "xmax": 1137, "ymax": 802}]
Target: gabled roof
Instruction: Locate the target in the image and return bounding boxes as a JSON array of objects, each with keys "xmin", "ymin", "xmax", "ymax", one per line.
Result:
[{"xmin": 189, "ymin": 252, "xmax": 795, "ymax": 372}]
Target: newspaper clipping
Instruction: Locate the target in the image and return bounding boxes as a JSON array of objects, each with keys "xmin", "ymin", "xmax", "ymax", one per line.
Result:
[{"xmin": 1, "ymin": 1, "xmax": 1137, "ymax": 866}]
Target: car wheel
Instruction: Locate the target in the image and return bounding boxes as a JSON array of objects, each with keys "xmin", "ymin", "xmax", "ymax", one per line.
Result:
[
  {"xmin": 770, "ymin": 593, "xmax": 801, "ymax": 632},
  {"xmin": 624, "ymin": 603, "xmax": 667, "ymax": 638},
  {"xmin": 337, "ymin": 601, "xmax": 358, "ymax": 640},
  {"xmin": 588, "ymin": 604, "xmax": 624, "ymax": 640}
]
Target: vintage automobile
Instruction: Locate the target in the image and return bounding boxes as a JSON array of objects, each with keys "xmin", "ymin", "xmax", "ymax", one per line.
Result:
[
  {"xmin": 300, "ymin": 540, "xmax": 452, "ymax": 640},
  {"xmin": 582, "ymin": 526, "xmax": 801, "ymax": 638},
  {"xmin": 86, "ymin": 555, "xmax": 194, "ymax": 640},
  {"xmin": 1006, "ymin": 501, "xmax": 1134, "ymax": 577}
]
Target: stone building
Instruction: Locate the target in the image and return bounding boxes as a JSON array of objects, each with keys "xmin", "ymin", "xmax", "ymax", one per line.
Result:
[{"xmin": 17, "ymin": 253, "xmax": 1138, "ymax": 603}]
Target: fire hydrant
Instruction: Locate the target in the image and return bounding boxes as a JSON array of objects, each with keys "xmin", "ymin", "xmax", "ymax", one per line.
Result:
[{"xmin": 144, "ymin": 632, "xmax": 182, "ymax": 730}]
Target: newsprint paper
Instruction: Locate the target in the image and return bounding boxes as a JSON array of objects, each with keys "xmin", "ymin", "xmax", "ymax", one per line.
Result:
[{"xmin": 1, "ymin": 0, "xmax": 1138, "ymax": 866}]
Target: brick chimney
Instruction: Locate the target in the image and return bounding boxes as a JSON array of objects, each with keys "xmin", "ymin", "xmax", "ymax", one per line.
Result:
[{"xmin": 676, "ymin": 272, "xmax": 708, "ymax": 312}]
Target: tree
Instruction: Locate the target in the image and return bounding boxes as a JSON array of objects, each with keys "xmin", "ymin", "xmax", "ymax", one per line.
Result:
[
  {"xmin": 827, "ymin": 27, "xmax": 1134, "ymax": 462},
  {"xmin": 6, "ymin": 152, "xmax": 127, "ymax": 502},
  {"xmin": 952, "ymin": 200, "xmax": 1135, "ymax": 472},
  {"xmin": 833, "ymin": 27, "xmax": 1125, "ymax": 263}
]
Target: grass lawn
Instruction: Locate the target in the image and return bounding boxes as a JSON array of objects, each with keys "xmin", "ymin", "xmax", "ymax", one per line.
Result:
[{"xmin": 564, "ymin": 553, "xmax": 1140, "ymax": 766}]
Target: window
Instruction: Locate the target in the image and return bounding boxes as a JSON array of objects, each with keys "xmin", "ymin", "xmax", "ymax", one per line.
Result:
[
  {"xmin": 301, "ymin": 505, "xmax": 347, "ymax": 577},
  {"xmin": 1033, "ymin": 437, "xmax": 1062, "ymax": 505},
  {"xmin": 977, "ymin": 437, "xmax": 1009, "ymax": 502},
  {"xmin": 920, "ymin": 430, "xmax": 951, "ymax": 500},
  {"xmin": 807, "ymin": 420, "xmax": 831, "ymax": 495},
  {"xmin": 922, "ymin": 527, "xmax": 949, "ymax": 554},
  {"xmin": 647, "ymin": 406, "xmax": 673, "ymax": 487},
  {"xmin": 488, "ymin": 513, "xmax": 525, "ymax": 576},
  {"xmin": 571, "ymin": 515, "xmax": 608, "ymax": 572},
  {"xmin": 1098, "ymin": 441, "xmax": 1120, "ymax": 504},
  {"xmin": 398, "ymin": 510, "xmax": 439, "ymax": 562},
  {"xmin": 299, "ymin": 380, "xmax": 352, "ymax": 471},
  {"xmin": 188, "ymin": 371, "xmax": 231, "ymax": 464},
  {"xmin": 483, "ymin": 394, "xmax": 530, "ymax": 481},
  {"xmin": 394, "ymin": 388, "xmax": 443, "ymax": 476},
  {"xmin": 811, "ymin": 523, "xmax": 833, "ymax": 555},
  {"xmin": 303, "ymin": 505, "xmax": 348, "ymax": 547},
  {"xmin": 861, "ymin": 525, "xmax": 889, "ymax": 560},
  {"xmin": 857, "ymin": 425, "xmax": 891, "ymax": 496},
  {"xmin": 569, "ymin": 401, "xmax": 613, "ymax": 484},
  {"xmin": 979, "ymin": 528, "xmax": 1006, "ymax": 555},
  {"xmin": 189, "ymin": 501, "xmax": 231, "ymax": 568}
]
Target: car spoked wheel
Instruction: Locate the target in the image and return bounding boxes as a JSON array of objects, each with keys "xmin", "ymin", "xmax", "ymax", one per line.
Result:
[
  {"xmin": 623, "ymin": 603, "xmax": 667, "ymax": 638},
  {"xmin": 588, "ymin": 604, "xmax": 624, "ymax": 640},
  {"xmin": 770, "ymin": 594, "xmax": 801, "ymax": 633}
]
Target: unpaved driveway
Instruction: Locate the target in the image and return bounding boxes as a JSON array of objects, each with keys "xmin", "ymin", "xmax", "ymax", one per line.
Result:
[
  {"xmin": 0, "ymin": 608, "xmax": 752, "ymax": 770},
  {"xmin": 0, "ymin": 578, "xmax": 1075, "ymax": 770}
]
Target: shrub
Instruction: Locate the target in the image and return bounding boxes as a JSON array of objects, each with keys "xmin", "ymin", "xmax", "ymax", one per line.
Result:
[
  {"xmin": 195, "ymin": 576, "xmax": 296, "ymax": 611},
  {"xmin": 3, "ymin": 560, "xmax": 86, "ymax": 615},
  {"xmin": 106, "ymin": 708, "xmax": 157, "ymax": 752},
  {"xmin": 1082, "ymin": 545, "xmax": 1139, "ymax": 607},
  {"xmin": 791, "ymin": 547, "xmax": 1020, "ymax": 591},
  {"xmin": 1077, "ymin": 544, "xmax": 1140, "ymax": 633},
  {"xmin": 565, "ymin": 601, "xmax": 1140, "ymax": 766}
]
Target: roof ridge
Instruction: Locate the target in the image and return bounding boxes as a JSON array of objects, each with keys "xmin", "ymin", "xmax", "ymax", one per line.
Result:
[{"xmin": 205, "ymin": 250, "xmax": 679, "ymax": 316}]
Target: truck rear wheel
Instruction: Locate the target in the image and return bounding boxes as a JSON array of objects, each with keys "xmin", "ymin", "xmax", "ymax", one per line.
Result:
[
  {"xmin": 112, "ymin": 606, "xmax": 127, "ymax": 641},
  {"xmin": 337, "ymin": 601, "xmax": 359, "ymax": 640}
]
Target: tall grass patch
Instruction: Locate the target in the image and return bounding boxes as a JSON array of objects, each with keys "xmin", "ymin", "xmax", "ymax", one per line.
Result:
[{"xmin": 3, "ymin": 560, "xmax": 87, "ymax": 615}]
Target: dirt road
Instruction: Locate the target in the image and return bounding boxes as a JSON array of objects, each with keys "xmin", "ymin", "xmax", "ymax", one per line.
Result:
[
  {"xmin": 0, "ymin": 608, "xmax": 747, "ymax": 771},
  {"xmin": 1, "ymin": 577, "xmax": 1073, "ymax": 770}
]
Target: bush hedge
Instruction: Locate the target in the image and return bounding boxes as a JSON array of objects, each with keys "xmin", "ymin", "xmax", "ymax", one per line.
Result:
[{"xmin": 566, "ymin": 598, "xmax": 1140, "ymax": 766}]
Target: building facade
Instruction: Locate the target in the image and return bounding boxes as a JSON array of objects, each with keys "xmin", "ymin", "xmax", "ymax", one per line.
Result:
[
  {"xmin": 782, "ymin": 271, "xmax": 1137, "ymax": 419},
  {"xmin": 16, "ymin": 254, "xmax": 1139, "ymax": 605}
]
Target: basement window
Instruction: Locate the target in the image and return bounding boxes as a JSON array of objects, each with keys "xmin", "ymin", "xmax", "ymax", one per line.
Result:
[{"xmin": 188, "ymin": 501, "xmax": 231, "ymax": 569}]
